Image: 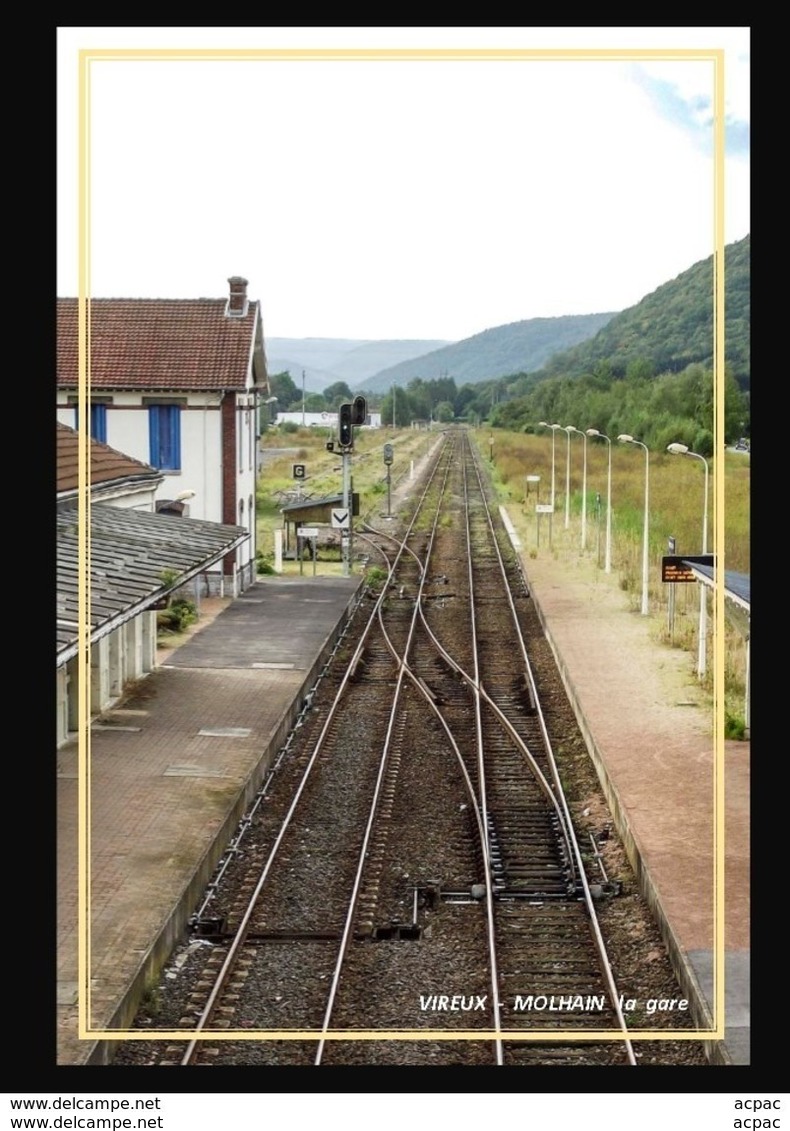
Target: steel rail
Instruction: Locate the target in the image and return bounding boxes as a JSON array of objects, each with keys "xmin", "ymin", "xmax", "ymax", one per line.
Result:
[
  {"xmin": 464, "ymin": 432, "xmax": 636, "ymax": 1064},
  {"xmin": 358, "ymin": 523, "xmax": 492, "ymax": 893},
  {"xmin": 178, "ymin": 427, "xmax": 634, "ymax": 1066},
  {"xmin": 461, "ymin": 441, "xmax": 505, "ymax": 1064},
  {"xmin": 314, "ymin": 436, "xmax": 462, "ymax": 1062},
  {"xmin": 179, "ymin": 433, "xmax": 455, "ymax": 1065},
  {"xmin": 369, "ymin": 533, "xmax": 488, "ymax": 853}
]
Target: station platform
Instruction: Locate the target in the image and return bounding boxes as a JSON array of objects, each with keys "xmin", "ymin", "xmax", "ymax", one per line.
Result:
[
  {"xmin": 519, "ymin": 549, "xmax": 750, "ymax": 1067},
  {"xmin": 54, "ymin": 558, "xmax": 749, "ymax": 1069},
  {"xmin": 56, "ymin": 575, "xmax": 363, "ymax": 1068}
]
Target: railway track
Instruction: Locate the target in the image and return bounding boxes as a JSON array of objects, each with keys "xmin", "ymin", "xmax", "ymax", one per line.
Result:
[{"xmin": 116, "ymin": 427, "xmax": 707, "ymax": 1068}]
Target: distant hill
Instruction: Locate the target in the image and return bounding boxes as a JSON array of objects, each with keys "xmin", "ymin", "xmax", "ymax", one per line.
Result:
[
  {"xmin": 538, "ymin": 234, "xmax": 750, "ymax": 387},
  {"xmin": 266, "ymin": 235, "xmax": 750, "ymax": 400},
  {"xmin": 265, "ymin": 337, "xmax": 453, "ymax": 392},
  {"xmin": 353, "ymin": 313, "xmax": 617, "ymax": 393}
]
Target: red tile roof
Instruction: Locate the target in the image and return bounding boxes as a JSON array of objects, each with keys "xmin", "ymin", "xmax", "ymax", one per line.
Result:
[
  {"xmin": 57, "ymin": 422, "xmax": 161, "ymax": 495},
  {"xmin": 57, "ymin": 289, "xmax": 262, "ymax": 392}
]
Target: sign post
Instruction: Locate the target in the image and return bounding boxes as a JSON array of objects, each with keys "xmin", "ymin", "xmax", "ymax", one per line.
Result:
[
  {"xmin": 342, "ymin": 452, "xmax": 350, "ymax": 576},
  {"xmin": 293, "ymin": 463, "xmax": 306, "ymax": 502},
  {"xmin": 536, "ymin": 503, "xmax": 554, "ymax": 549},
  {"xmin": 297, "ymin": 528, "xmax": 319, "ymax": 577},
  {"xmin": 595, "ymin": 492, "xmax": 602, "ymax": 569},
  {"xmin": 667, "ymin": 536, "xmax": 676, "ymax": 641},
  {"xmin": 526, "ymin": 475, "xmax": 541, "ymax": 548},
  {"xmin": 383, "ymin": 443, "xmax": 394, "ymax": 518}
]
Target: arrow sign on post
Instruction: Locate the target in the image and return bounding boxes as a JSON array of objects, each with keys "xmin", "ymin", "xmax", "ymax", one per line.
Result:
[{"xmin": 332, "ymin": 508, "xmax": 350, "ymax": 529}]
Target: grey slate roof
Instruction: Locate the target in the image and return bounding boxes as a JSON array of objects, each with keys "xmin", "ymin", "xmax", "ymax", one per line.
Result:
[
  {"xmin": 57, "ymin": 503, "xmax": 248, "ymax": 666},
  {"xmin": 280, "ymin": 493, "xmax": 344, "ymax": 515}
]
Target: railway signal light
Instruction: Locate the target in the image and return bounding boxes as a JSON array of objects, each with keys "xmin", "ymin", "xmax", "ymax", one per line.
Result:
[
  {"xmin": 338, "ymin": 402, "xmax": 354, "ymax": 447},
  {"xmin": 352, "ymin": 395, "xmax": 367, "ymax": 425}
]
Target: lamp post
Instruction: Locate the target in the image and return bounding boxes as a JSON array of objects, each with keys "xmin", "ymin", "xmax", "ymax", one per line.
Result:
[
  {"xmin": 536, "ymin": 420, "xmax": 559, "ymax": 508},
  {"xmin": 667, "ymin": 442, "xmax": 710, "ymax": 678},
  {"xmin": 538, "ymin": 422, "xmax": 561, "ymax": 548},
  {"xmin": 561, "ymin": 426, "xmax": 573, "ymax": 528},
  {"xmin": 567, "ymin": 427, "xmax": 588, "ymax": 549},
  {"xmin": 618, "ymin": 434, "xmax": 650, "ymax": 615},
  {"xmin": 525, "ymin": 474, "xmax": 541, "ymax": 547},
  {"xmin": 586, "ymin": 429, "xmax": 612, "ymax": 573}
]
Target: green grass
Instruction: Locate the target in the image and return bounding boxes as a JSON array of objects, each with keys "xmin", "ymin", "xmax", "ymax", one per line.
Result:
[
  {"xmin": 471, "ymin": 427, "xmax": 750, "ymax": 732},
  {"xmin": 257, "ymin": 424, "xmax": 750, "ymax": 734}
]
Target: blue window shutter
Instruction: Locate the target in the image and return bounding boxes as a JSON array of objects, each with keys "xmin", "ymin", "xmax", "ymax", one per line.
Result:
[
  {"xmin": 91, "ymin": 403, "xmax": 107, "ymax": 444},
  {"xmin": 149, "ymin": 405, "xmax": 181, "ymax": 470},
  {"xmin": 149, "ymin": 407, "xmax": 160, "ymax": 467},
  {"xmin": 170, "ymin": 406, "xmax": 181, "ymax": 469}
]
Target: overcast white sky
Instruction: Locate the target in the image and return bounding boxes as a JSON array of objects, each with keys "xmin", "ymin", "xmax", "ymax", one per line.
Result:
[{"xmin": 56, "ymin": 27, "xmax": 750, "ymax": 343}]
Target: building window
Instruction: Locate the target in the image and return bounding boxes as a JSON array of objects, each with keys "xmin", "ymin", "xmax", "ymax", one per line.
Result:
[
  {"xmin": 238, "ymin": 403, "xmax": 244, "ymax": 473},
  {"xmin": 91, "ymin": 403, "xmax": 107, "ymax": 443},
  {"xmin": 71, "ymin": 401, "xmax": 108, "ymax": 443},
  {"xmin": 149, "ymin": 405, "xmax": 181, "ymax": 471}
]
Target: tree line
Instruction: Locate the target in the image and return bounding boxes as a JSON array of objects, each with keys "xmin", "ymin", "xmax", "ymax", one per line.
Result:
[{"xmin": 265, "ymin": 363, "xmax": 746, "ymax": 456}]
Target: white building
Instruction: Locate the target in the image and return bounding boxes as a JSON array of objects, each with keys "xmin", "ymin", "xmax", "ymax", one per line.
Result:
[
  {"xmin": 275, "ymin": 411, "xmax": 338, "ymax": 429},
  {"xmin": 274, "ymin": 409, "xmax": 381, "ymax": 429},
  {"xmin": 57, "ymin": 276, "xmax": 268, "ymax": 594}
]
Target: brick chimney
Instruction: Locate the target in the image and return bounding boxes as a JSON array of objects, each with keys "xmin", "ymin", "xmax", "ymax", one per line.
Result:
[{"xmin": 226, "ymin": 276, "xmax": 249, "ymax": 318}]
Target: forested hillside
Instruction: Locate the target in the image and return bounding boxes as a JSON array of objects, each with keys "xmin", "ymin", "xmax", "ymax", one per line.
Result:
[
  {"xmin": 357, "ymin": 313, "xmax": 616, "ymax": 392},
  {"xmin": 265, "ymin": 235, "xmax": 750, "ymax": 454},
  {"xmin": 538, "ymin": 235, "xmax": 750, "ymax": 389}
]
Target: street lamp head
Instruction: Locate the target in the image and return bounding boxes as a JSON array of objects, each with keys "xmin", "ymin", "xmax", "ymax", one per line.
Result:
[
  {"xmin": 538, "ymin": 420, "xmax": 549, "ymax": 427},
  {"xmin": 586, "ymin": 428, "xmax": 600, "ymax": 437},
  {"xmin": 667, "ymin": 442, "xmax": 690, "ymax": 455},
  {"xmin": 617, "ymin": 434, "xmax": 635, "ymax": 444}
]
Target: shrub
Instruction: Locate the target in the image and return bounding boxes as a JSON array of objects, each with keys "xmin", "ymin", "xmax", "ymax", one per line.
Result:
[
  {"xmin": 157, "ymin": 597, "xmax": 198, "ymax": 634},
  {"xmin": 257, "ymin": 552, "xmax": 277, "ymax": 575},
  {"xmin": 724, "ymin": 712, "xmax": 746, "ymax": 740},
  {"xmin": 365, "ymin": 565, "xmax": 388, "ymax": 590}
]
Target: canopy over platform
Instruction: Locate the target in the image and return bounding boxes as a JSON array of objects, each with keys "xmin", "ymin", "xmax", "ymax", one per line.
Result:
[{"xmin": 685, "ymin": 562, "xmax": 750, "ymax": 736}]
